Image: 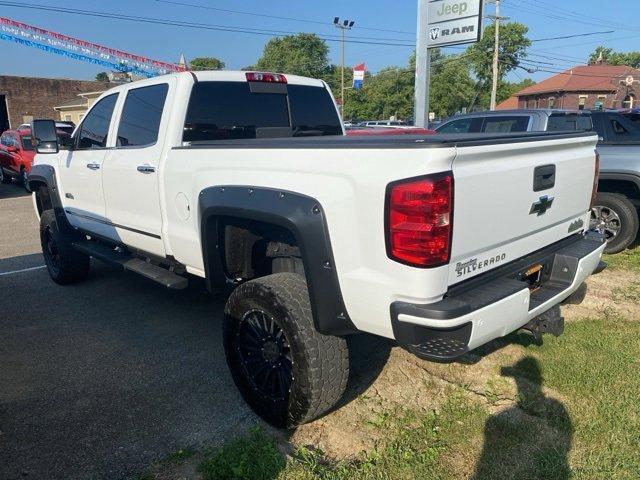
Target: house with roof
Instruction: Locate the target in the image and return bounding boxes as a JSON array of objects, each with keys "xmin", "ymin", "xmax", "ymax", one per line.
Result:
[
  {"xmin": 498, "ymin": 64, "xmax": 639, "ymax": 111},
  {"xmin": 54, "ymin": 90, "xmax": 105, "ymax": 124}
]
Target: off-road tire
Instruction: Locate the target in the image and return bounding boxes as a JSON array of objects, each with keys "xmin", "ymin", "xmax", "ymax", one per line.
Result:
[
  {"xmin": 592, "ymin": 193, "xmax": 638, "ymax": 254},
  {"xmin": 223, "ymin": 273, "xmax": 349, "ymax": 428},
  {"xmin": 40, "ymin": 209, "xmax": 90, "ymax": 285}
]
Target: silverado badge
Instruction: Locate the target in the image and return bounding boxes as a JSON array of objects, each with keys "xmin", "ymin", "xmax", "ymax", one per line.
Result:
[
  {"xmin": 529, "ymin": 195, "xmax": 554, "ymax": 216},
  {"xmin": 568, "ymin": 218, "xmax": 585, "ymax": 233}
]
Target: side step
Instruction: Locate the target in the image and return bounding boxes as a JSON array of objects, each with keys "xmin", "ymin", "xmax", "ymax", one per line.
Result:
[{"xmin": 71, "ymin": 240, "xmax": 188, "ymax": 290}]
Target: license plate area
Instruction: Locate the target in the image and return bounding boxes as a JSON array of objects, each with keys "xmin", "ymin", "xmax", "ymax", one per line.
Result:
[{"xmin": 516, "ymin": 263, "xmax": 546, "ymax": 293}]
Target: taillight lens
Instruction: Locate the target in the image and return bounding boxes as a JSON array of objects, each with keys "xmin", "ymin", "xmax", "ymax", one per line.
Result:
[
  {"xmin": 386, "ymin": 173, "xmax": 453, "ymax": 267},
  {"xmin": 245, "ymin": 72, "xmax": 287, "ymax": 83},
  {"xmin": 590, "ymin": 150, "xmax": 600, "ymax": 209}
]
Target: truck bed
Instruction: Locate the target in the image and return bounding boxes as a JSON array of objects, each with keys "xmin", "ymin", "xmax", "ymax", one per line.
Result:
[{"xmin": 178, "ymin": 131, "xmax": 596, "ymax": 149}]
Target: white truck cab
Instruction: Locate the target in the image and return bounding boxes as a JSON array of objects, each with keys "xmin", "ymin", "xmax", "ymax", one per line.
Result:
[{"xmin": 28, "ymin": 71, "xmax": 605, "ymax": 428}]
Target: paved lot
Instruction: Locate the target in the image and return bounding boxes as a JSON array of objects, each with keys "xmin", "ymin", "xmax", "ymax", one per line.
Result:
[{"xmin": 0, "ymin": 182, "xmax": 257, "ymax": 479}]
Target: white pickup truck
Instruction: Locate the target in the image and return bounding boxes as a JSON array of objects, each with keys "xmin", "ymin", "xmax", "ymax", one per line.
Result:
[{"xmin": 29, "ymin": 71, "xmax": 605, "ymax": 428}]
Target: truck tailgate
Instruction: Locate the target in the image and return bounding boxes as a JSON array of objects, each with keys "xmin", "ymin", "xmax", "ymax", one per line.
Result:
[{"xmin": 448, "ymin": 134, "xmax": 598, "ymax": 285}]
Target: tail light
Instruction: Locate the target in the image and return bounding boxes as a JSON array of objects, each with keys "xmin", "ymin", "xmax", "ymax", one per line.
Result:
[
  {"xmin": 386, "ymin": 172, "xmax": 453, "ymax": 268},
  {"xmin": 245, "ymin": 72, "xmax": 287, "ymax": 83},
  {"xmin": 590, "ymin": 150, "xmax": 600, "ymax": 209}
]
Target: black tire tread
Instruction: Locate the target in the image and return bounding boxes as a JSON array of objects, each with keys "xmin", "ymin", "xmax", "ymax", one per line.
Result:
[
  {"xmin": 224, "ymin": 273, "xmax": 349, "ymax": 428},
  {"xmin": 40, "ymin": 209, "xmax": 90, "ymax": 285},
  {"xmin": 595, "ymin": 192, "xmax": 639, "ymax": 254}
]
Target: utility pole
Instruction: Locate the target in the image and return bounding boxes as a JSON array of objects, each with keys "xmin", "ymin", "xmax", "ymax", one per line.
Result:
[
  {"xmin": 414, "ymin": 0, "xmax": 430, "ymax": 127},
  {"xmin": 489, "ymin": 0, "xmax": 501, "ymax": 110},
  {"xmin": 333, "ymin": 17, "xmax": 355, "ymax": 115}
]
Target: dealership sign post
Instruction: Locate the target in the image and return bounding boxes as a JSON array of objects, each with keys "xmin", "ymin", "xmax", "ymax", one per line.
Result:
[{"xmin": 414, "ymin": 0, "xmax": 483, "ymax": 127}]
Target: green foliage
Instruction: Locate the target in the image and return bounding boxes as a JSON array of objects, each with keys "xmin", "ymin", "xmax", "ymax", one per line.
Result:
[
  {"xmin": 467, "ymin": 22, "xmax": 532, "ymax": 83},
  {"xmin": 95, "ymin": 72, "xmax": 110, "ymax": 82},
  {"xmin": 589, "ymin": 46, "xmax": 640, "ymax": 68},
  {"xmin": 429, "ymin": 53, "xmax": 476, "ymax": 117},
  {"xmin": 189, "ymin": 57, "xmax": 225, "ymax": 71},
  {"xmin": 254, "ymin": 33, "xmax": 331, "ymax": 79},
  {"xmin": 198, "ymin": 427, "xmax": 285, "ymax": 480}
]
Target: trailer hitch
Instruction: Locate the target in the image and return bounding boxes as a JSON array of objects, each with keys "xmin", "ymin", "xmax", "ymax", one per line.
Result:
[{"xmin": 521, "ymin": 305, "xmax": 564, "ymax": 343}]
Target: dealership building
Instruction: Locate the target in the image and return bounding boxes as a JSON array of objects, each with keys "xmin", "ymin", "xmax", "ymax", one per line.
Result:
[{"xmin": 498, "ymin": 64, "xmax": 639, "ymax": 111}]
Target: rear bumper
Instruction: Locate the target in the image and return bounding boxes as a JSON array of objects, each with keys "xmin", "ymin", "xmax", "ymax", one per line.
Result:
[{"xmin": 390, "ymin": 231, "xmax": 606, "ymax": 361}]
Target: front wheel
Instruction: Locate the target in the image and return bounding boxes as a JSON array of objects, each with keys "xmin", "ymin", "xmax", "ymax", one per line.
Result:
[
  {"xmin": 21, "ymin": 168, "xmax": 31, "ymax": 192},
  {"xmin": 0, "ymin": 167, "xmax": 10, "ymax": 184},
  {"xmin": 590, "ymin": 192, "xmax": 639, "ymax": 254},
  {"xmin": 40, "ymin": 210, "xmax": 90, "ymax": 285},
  {"xmin": 223, "ymin": 273, "xmax": 349, "ymax": 428}
]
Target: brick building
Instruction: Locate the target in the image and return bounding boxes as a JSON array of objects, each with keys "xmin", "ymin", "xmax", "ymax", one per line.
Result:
[
  {"xmin": 0, "ymin": 75, "xmax": 105, "ymax": 130},
  {"xmin": 498, "ymin": 64, "xmax": 640, "ymax": 111}
]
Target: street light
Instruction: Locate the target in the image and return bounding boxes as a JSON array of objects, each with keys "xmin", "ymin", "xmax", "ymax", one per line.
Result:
[{"xmin": 333, "ymin": 16, "xmax": 355, "ymax": 115}]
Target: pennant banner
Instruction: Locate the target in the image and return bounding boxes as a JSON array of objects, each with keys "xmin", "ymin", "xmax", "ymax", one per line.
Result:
[{"xmin": 0, "ymin": 16, "xmax": 185, "ymax": 77}]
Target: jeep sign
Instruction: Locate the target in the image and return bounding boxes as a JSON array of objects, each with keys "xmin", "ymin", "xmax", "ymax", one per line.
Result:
[{"xmin": 426, "ymin": 0, "xmax": 483, "ymax": 48}]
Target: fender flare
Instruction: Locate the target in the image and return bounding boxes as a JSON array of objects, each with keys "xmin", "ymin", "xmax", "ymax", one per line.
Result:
[
  {"xmin": 199, "ymin": 185, "xmax": 357, "ymax": 336},
  {"xmin": 598, "ymin": 172, "xmax": 640, "ymax": 198},
  {"xmin": 28, "ymin": 164, "xmax": 73, "ymax": 231}
]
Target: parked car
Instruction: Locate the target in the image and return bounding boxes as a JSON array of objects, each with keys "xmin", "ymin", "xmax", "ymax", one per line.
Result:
[
  {"xmin": 0, "ymin": 127, "xmax": 36, "ymax": 190},
  {"xmin": 346, "ymin": 127, "xmax": 435, "ymax": 136},
  {"xmin": 435, "ymin": 109, "xmax": 593, "ymax": 134},
  {"xmin": 357, "ymin": 120, "xmax": 410, "ymax": 128},
  {"xmin": 29, "ymin": 71, "xmax": 605, "ymax": 428},
  {"xmin": 434, "ymin": 108, "xmax": 640, "ymax": 253}
]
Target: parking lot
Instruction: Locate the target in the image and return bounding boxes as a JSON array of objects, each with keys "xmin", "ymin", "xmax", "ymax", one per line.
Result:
[{"xmin": 0, "ymin": 182, "xmax": 258, "ymax": 479}]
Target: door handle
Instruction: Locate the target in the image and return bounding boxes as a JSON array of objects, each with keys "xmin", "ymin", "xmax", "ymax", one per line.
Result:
[
  {"xmin": 137, "ymin": 164, "xmax": 156, "ymax": 174},
  {"xmin": 86, "ymin": 163, "xmax": 100, "ymax": 170}
]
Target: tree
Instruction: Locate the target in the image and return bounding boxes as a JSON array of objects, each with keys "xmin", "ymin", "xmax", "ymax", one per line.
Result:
[
  {"xmin": 253, "ymin": 33, "xmax": 330, "ymax": 79},
  {"xmin": 467, "ymin": 22, "xmax": 531, "ymax": 83},
  {"xmin": 95, "ymin": 72, "xmax": 110, "ymax": 82},
  {"xmin": 429, "ymin": 53, "xmax": 476, "ymax": 117},
  {"xmin": 589, "ymin": 46, "xmax": 640, "ymax": 68},
  {"xmin": 189, "ymin": 57, "xmax": 225, "ymax": 71}
]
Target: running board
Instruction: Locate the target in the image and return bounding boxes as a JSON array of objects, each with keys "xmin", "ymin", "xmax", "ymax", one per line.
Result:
[{"xmin": 71, "ymin": 241, "xmax": 188, "ymax": 290}]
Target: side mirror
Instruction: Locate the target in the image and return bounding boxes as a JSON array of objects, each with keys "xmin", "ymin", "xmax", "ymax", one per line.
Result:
[
  {"xmin": 6, "ymin": 145, "xmax": 17, "ymax": 153},
  {"xmin": 31, "ymin": 119, "xmax": 59, "ymax": 154}
]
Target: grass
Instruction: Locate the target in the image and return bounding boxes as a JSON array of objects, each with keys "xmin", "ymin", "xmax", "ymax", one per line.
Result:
[
  {"xmin": 148, "ymin": 247, "xmax": 640, "ymax": 480},
  {"xmin": 603, "ymin": 246, "xmax": 640, "ymax": 272}
]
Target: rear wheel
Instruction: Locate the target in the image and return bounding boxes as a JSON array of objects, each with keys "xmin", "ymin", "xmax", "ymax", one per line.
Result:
[
  {"xmin": 223, "ymin": 273, "xmax": 349, "ymax": 428},
  {"xmin": 40, "ymin": 210, "xmax": 90, "ymax": 284},
  {"xmin": 591, "ymin": 192, "xmax": 639, "ymax": 254}
]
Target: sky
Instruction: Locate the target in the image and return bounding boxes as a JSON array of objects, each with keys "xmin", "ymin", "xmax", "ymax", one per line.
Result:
[{"xmin": 0, "ymin": 0, "xmax": 637, "ymax": 83}]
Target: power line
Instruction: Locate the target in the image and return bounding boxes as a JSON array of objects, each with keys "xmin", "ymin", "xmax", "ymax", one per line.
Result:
[
  {"xmin": 0, "ymin": 1, "xmax": 416, "ymax": 47},
  {"xmin": 517, "ymin": 0, "xmax": 636, "ymax": 31},
  {"xmin": 153, "ymin": 0, "xmax": 416, "ymax": 36}
]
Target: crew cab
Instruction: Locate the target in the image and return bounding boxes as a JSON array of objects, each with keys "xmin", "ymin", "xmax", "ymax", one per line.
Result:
[{"xmin": 28, "ymin": 71, "xmax": 605, "ymax": 428}]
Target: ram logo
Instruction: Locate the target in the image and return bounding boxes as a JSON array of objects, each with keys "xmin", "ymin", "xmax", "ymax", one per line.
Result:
[{"xmin": 429, "ymin": 27, "xmax": 440, "ymax": 40}]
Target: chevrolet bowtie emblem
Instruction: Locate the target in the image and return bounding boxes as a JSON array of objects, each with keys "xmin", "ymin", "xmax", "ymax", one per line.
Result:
[{"xmin": 530, "ymin": 195, "xmax": 554, "ymax": 216}]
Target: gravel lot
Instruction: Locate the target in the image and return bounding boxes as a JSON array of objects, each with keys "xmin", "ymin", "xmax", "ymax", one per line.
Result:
[{"xmin": 0, "ymin": 182, "xmax": 257, "ymax": 479}]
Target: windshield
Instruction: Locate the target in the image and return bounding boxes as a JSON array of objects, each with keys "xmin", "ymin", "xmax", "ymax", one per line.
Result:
[{"xmin": 183, "ymin": 81, "xmax": 343, "ymax": 142}]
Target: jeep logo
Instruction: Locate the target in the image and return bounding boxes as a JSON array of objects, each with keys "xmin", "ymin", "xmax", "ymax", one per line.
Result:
[{"xmin": 436, "ymin": 1, "xmax": 469, "ymax": 17}]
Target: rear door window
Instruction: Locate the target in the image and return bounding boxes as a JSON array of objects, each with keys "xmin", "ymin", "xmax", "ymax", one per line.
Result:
[
  {"xmin": 116, "ymin": 84, "xmax": 168, "ymax": 147},
  {"xmin": 481, "ymin": 116, "xmax": 530, "ymax": 133},
  {"xmin": 604, "ymin": 114, "xmax": 640, "ymax": 142},
  {"xmin": 547, "ymin": 114, "xmax": 593, "ymax": 131},
  {"xmin": 183, "ymin": 81, "xmax": 341, "ymax": 142}
]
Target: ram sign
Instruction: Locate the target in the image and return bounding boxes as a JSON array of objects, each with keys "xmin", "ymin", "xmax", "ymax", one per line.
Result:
[{"xmin": 426, "ymin": 0, "xmax": 483, "ymax": 48}]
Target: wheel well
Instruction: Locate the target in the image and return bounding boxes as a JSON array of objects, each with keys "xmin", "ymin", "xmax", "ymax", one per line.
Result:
[
  {"xmin": 215, "ymin": 216, "xmax": 304, "ymax": 282},
  {"xmin": 598, "ymin": 179, "xmax": 640, "ymax": 200},
  {"xmin": 32, "ymin": 184, "xmax": 53, "ymax": 215}
]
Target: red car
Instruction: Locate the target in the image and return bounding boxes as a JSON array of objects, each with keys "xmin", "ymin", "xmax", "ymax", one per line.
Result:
[{"xmin": 0, "ymin": 127, "xmax": 36, "ymax": 191}]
